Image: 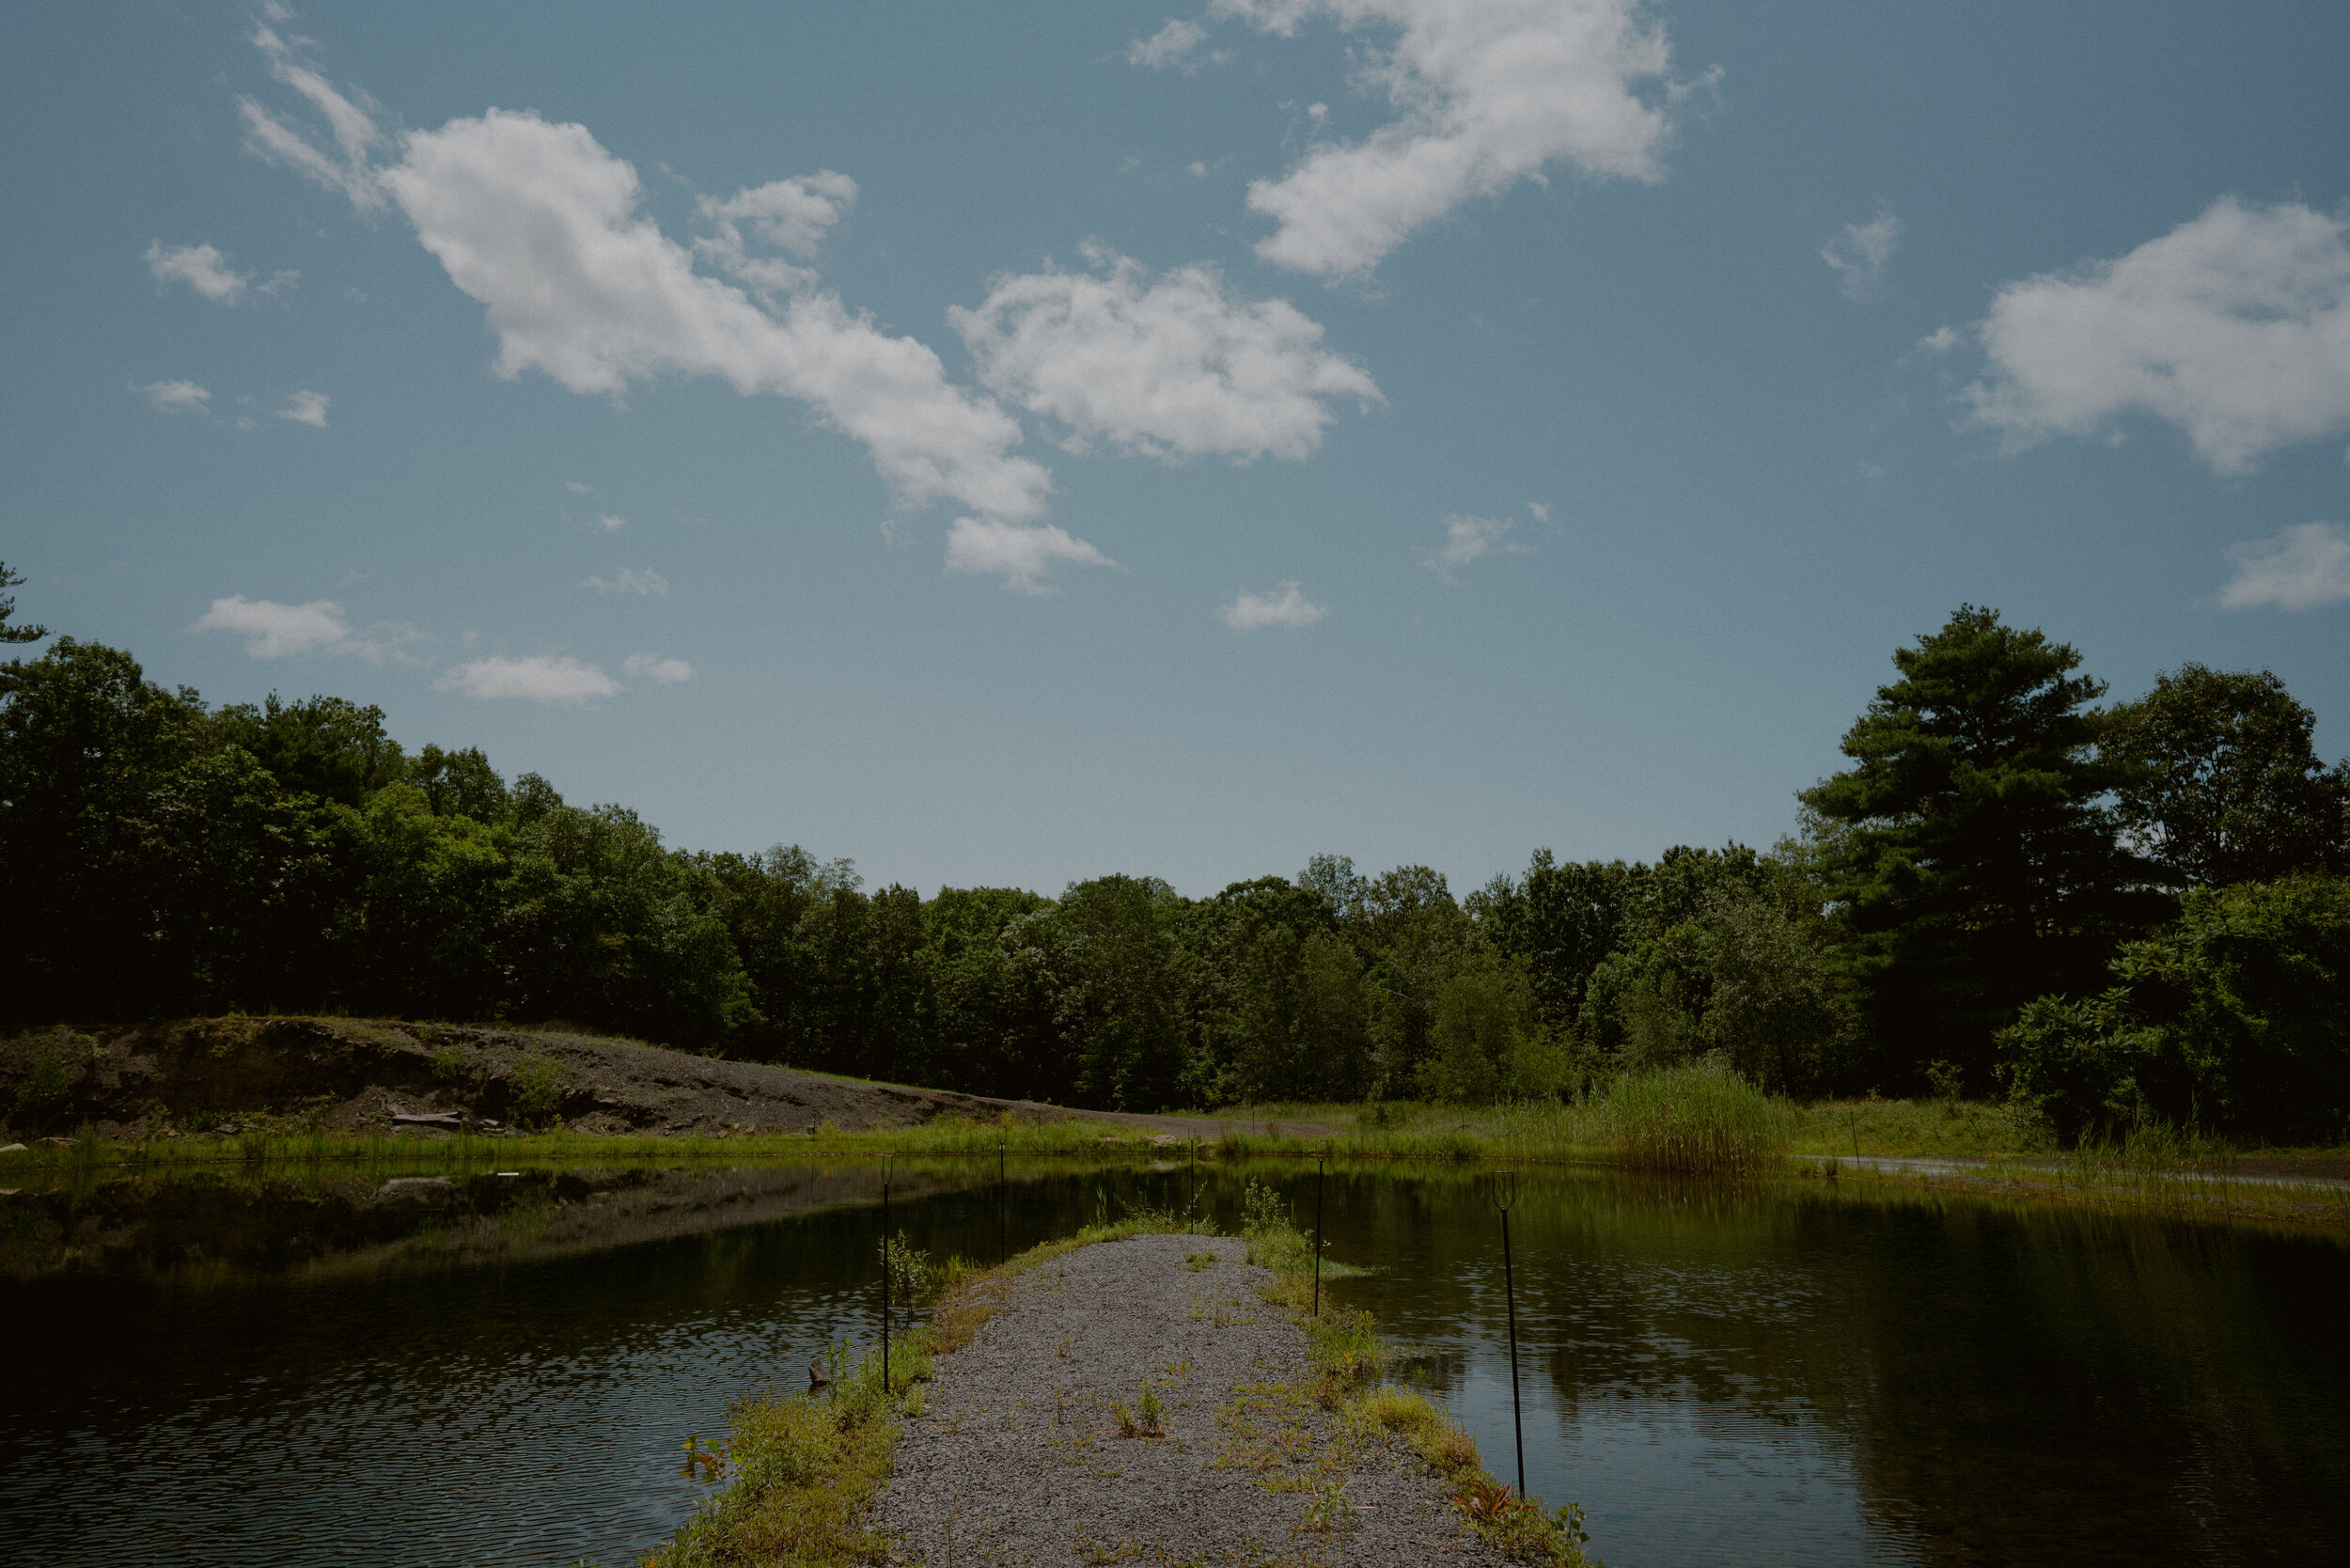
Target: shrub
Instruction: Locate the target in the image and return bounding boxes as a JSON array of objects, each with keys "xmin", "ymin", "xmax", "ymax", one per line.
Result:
[
  {"xmin": 19, "ymin": 1049, "xmax": 71, "ymax": 1121},
  {"xmin": 509, "ymin": 1052, "xmax": 566, "ymax": 1128},
  {"xmin": 1998, "ymin": 875, "xmax": 2350, "ymax": 1143},
  {"xmin": 1597, "ymin": 1061, "xmax": 1790, "ymax": 1175}
]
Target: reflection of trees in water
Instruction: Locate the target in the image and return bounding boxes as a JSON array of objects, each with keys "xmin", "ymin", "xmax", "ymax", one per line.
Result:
[{"xmin": 1312, "ymin": 1169, "xmax": 2349, "ymax": 1565}]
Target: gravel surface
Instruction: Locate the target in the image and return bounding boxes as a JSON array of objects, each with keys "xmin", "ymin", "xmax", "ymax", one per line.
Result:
[{"xmin": 875, "ymin": 1231, "xmax": 1510, "ymax": 1566}]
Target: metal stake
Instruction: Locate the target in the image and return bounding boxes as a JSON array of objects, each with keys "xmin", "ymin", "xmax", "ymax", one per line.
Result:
[
  {"xmin": 1313, "ymin": 1145, "xmax": 1326, "ymax": 1318},
  {"xmin": 1492, "ymin": 1169, "xmax": 1525, "ymax": 1498},
  {"xmin": 880, "ymin": 1155, "xmax": 893, "ymax": 1394},
  {"xmin": 998, "ymin": 1134, "xmax": 1007, "ymax": 1266}
]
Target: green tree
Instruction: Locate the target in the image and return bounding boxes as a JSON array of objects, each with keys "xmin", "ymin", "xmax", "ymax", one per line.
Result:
[
  {"xmin": 209, "ymin": 693, "xmax": 408, "ymax": 808},
  {"xmin": 1054, "ymin": 874, "xmax": 1185, "ymax": 1110},
  {"xmin": 0, "ymin": 561, "xmax": 47, "ymax": 643},
  {"xmin": 2104, "ymin": 663, "xmax": 2347, "ymax": 887},
  {"xmin": 1801, "ymin": 605, "xmax": 2156, "ymax": 1090}
]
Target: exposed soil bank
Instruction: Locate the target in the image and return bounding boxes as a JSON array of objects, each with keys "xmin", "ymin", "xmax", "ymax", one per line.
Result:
[{"xmin": 0, "ymin": 1016, "xmax": 1077, "ymax": 1142}]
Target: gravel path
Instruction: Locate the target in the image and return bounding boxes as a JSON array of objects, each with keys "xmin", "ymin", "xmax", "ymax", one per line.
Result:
[{"xmin": 875, "ymin": 1231, "xmax": 1510, "ymax": 1566}]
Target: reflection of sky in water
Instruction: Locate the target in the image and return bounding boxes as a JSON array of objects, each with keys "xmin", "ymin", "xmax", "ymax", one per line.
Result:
[{"xmin": 5, "ymin": 1165, "xmax": 2345, "ymax": 1567}]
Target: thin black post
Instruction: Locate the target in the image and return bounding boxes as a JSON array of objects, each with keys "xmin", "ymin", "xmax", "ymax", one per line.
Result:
[
  {"xmin": 1313, "ymin": 1145, "xmax": 1326, "ymax": 1318},
  {"xmin": 1493, "ymin": 1170, "xmax": 1525, "ymax": 1498},
  {"xmin": 997, "ymin": 1135, "xmax": 1007, "ymax": 1266},
  {"xmin": 880, "ymin": 1155, "xmax": 893, "ymax": 1394},
  {"xmin": 1189, "ymin": 1137, "xmax": 1198, "ymax": 1234}
]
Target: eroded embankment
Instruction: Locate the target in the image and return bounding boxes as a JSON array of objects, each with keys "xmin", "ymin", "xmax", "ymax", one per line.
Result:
[{"xmin": 0, "ymin": 1017, "xmax": 1066, "ymax": 1142}]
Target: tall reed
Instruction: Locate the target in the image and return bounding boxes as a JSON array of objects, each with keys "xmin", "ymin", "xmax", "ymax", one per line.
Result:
[{"xmin": 1597, "ymin": 1063, "xmax": 1791, "ymax": 1176}]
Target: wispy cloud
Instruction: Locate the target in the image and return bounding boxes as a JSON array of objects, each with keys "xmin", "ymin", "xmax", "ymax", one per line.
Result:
[
  {"xmin": 565, "ymin": 479, "xmax": 594, "ymax": 494},
  {"xmin": 944, "ymin": 517, "xmax": 1117, "ymax": 594},
  {"xmin": 147, "ymin": 241, "xmax": 260, "ymax": 305},
  {"xmin": 1130, "ymin": 18, "xmax": 1208, "ymax": 71},
  {"xmin": 593, "ymin": 513, "xmax": 628, "ymax": 532},
  {"xmin": 435, "ymin": 653, "xmax": 620, "ymax": 705},
  {"xmin": 1221, "ymin": 580, "xmax": 1326, "ymax": 630},
  {"xmin": 582, "ymin": 567, "xmax": 668, "ymax": 596},
  {"xmin": 1423, "ymin": 510, "xmax": 1534, "ymax": 579},
  {"xmin": 276, "ymin": 389, "xmax": 330, "ymax": 427},
  {"xmin": 1822, "ymin": 204, "xmax": 1901, "ymax": 302},
  {"xmin": 140, "ymin": 379, "xmax": 212, "ymax": 415},
  {"xmin": 623, "ymin": 651, "xmax": 694, "ymax": 683},
  {"xmin": 2218, "ymin": 522, "xmax": 2350, "ymax": 612}
]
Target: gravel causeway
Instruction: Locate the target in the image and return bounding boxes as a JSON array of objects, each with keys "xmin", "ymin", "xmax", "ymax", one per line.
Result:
[{"xmin": 874, "ymin": 1231, "xmax": 1510, "ymax": 1566}]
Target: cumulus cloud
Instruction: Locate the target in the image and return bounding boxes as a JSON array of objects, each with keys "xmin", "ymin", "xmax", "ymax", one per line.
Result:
[
  {"xmin": 1131, "ymin": 18, "xmax": 1209, "ymax": 70},
  {"xmin": 240, "ymin": 31, "xmax": 1070, "ymax": 553},
  {"xmin": 140, "ymin": 379, "xmax": 212, "ymax": 415},
  {"xmin": 194, "ymin": 595, "xmax": 352, "ymax": 657},
  {"xmin": 277, "ymin": 389, "xmax": 330, "ymax": 427},
  {"xmin": 146, "ymin": 241, "xmax": 251, "ymax": 305},
  {"xmin": 583, "ymin": 567, "xmax": 668, "ymax": 596},
  {"xmin": 593, "ymin": 512, "xmax": 629, "ymax": 532},
  {"xmin": 1822, "ymin": 205, "xmax": 1900, "ymax": 302},
  {"xmin": 623, "ymin": 651, "xmax": 694, "ymax": 683},
  {"xmin": 944, "ymin": 517, "xmax": 1118, "ymax": 594},
  {"xmin": 190, "ymin": 594, "xmax": 425, "ymax": 662},
  {"xmin": 1206, "ymin": 0, "xmax": 1703, "ymax": 277},
  {"xmin": 950, "ymin": 243, "xmax": 1381, "ymax": 461},
  {"xmin": 1422, "ymin": 509, "xmax": 1532, "ymax": 577},
  {"xmin": 435, "ymin": 653, "xmax": 620, "ymax": 705},
  {"xmin": 2217, "ymin": 522, "xmax": 2350, "ymax": 612},
  {"xmin": 1221, "ymin": 580, "xmax": 1327, "ymax": 630},
  {"xmin": 693, "ymin": 171, "xmax": 857, "ymax": 300},
  {"xmin": 1963, "ymin": 197, "xmax": 2350, "ymax": 476}
]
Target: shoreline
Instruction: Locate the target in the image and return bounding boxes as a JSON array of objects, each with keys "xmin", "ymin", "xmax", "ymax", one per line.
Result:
[{"xmin": 646, "ymin": 1211, "xmax": 1594, "ymax": 1568}]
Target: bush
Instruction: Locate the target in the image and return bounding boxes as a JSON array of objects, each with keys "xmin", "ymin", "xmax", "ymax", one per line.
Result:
[
  {"xmin": 1597, "ymin": 1061, "xmax": 1791, "ymax": 1175},
  {"xmin": 18, "ymin": 1049, "xmax": 71, "ymax": 1121},
  {"xmin": 509, "ymin": 1052, "xmax": 566, "ymax": 1128},
  {"xmin": 1998, "ymin": 875, "xmax": 2350, "ymax": 1143}
]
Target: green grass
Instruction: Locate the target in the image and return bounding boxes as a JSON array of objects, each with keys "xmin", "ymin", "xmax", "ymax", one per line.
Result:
[{"xmin": 1592, "ymin": 1065, "xmax": 1794, "ymax": 1176}]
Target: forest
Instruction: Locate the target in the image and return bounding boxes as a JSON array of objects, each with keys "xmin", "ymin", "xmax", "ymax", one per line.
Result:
[{"xmin": 3, "ymin": 563, "xmax": 2345, "ymax": 1142}]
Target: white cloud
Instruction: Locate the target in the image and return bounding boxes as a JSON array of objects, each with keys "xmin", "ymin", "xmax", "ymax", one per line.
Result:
[
  {"xmin": 565, "ymin": 479, "xmax": 594, "ymax": 494},
  {"xmin": 583, "ymin": 567, "xmax": 668, "ymax": 596},
  {"xmin": 2218, "ymin": 522, "xmax": 2350, "ymax": 612},
  {"xmin": 1822, "ymin": 206, "xmax": 1900, "ymax": 303},
  {"xmin": 1913, "ymin": 325, "xmax": 1961, "ymax": 356},
  {"xmin": 238, "ymin": 22, "xmax": 389, "ymax": 213},
  {"xmin": 1527, "ymin": 500, "xmax": 1550, "ymax": 523},
  {"xmin": 1221, "ymin": 580, "xmax": 1326, "ymax": 630},
  {"xmin": 146, "ymin": 241, "xmax": 251, "ymax": 305},
  {"xmin": 623, "ymin": 651, "xmax": 694, "ymax": 683},
  {"xmin": 1208, "ymin": 0, "xmax": 1703, "ymax": 276},
  {"xmin": 1963, "ymin": 197, "xmax": 2350, "ymax": 476},
  {"xmin": 372, "ymin": 110, "xmax": 1053, "ymax": 524},
  {"xmin": 277, "ymin": 389, "xmax": 330, "ymax": 427},
  {"xmin": 944, "ymin": 517, "xmax": 1118, "ymax": 594},
  {"xmin": 950, "ymin": 243, "xmax": 1380, "ymax": 461},
  {"xmin": 1131, "ymin": 18, "xmax": 1208, "ymax": 70},
  {"xmin": 693, "ymin": 172, "xmax": 857, "ymax": 300},
  {"xmin": 140, "ymin": 379, "xmax": 212, "ymax": 415},
  {"xmin": 1422, "ymin": 510, "xmax": 1530, "ymax": 577},
  {"xmin": 192, "ymin": 594, "xmax": 425, "ymax": 662},
  {"xmin": 195, "ymin": 595, "xmax": 351, "ymax": 657},
  {"xmin": 435, "ymin": 653, "xmax": 620, "ymax": 705},
  {"xmin": 593, "ymin": 512, "xmax": 629, "ymax": 532}
]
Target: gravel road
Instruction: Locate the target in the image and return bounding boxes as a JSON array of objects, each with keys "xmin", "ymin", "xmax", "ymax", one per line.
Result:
[{"xmin": 874, "ymin": 1231, "xmax": 1509, "ymax": 1566}]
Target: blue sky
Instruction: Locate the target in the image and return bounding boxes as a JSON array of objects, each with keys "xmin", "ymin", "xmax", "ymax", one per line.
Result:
[{"xmin": 6, "ymin": 1, "xmax": 2348, "ymax": 896}]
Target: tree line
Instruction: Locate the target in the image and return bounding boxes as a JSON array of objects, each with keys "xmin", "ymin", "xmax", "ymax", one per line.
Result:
[{"xmin": 2, "ymin": 565, "xmax": 2344, "ymax": 1139}]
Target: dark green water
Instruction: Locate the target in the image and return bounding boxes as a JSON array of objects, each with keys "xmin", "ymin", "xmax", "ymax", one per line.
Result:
[{"xmin": 0, "ymin": 1159, "xmax": 2342, "ymax": 1565}]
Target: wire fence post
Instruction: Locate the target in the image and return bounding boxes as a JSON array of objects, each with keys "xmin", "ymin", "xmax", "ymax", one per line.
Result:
[
  {"xmin": 1492, "ymin": 1169, "xmax": 1525, "ymax": 1499},
  {"xmin": 1188, "ymin": 1137, "xmax": 1198, "ymax": 1234},
  {"xmin": 880, "ymin": 1155, "xmax": 893, "ymax": 1395},
  {"xmin": 1313, "ymin": 1144, "xmax": 1326, "ymax": 1318},
  {"xmin": 997, "ymin": 1134, "xmax": 1007, "ymax": 1267}
]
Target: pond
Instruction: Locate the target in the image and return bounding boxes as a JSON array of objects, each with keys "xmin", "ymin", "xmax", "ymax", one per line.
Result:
[{"xmin": 0, "ymin": 1157, "xmax": 2342, "ymax": 1565}]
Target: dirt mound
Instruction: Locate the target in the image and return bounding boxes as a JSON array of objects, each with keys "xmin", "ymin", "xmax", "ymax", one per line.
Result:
[{"xmin": 0, "ymin": 1016, "xmax": 1066, "ymax": 1140}]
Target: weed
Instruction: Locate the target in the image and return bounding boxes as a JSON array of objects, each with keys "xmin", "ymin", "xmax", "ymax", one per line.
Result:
[
  {"xmin": 1183, "ymin": 1249, "xmax": 1218, "ymax": 1272},
  {"xmin": 1597, "ymin": 1062, "xmax": 1791, "ymax": 1175},
  {"xmin": 428, "ymin": 1047, "xmax": 468, "ymax": 1086},
  {"xmin": 20, "ymin": 1051, "xmax": 70, "ymax": 1121},
  {"xmin": 508, "ymin": 1054, "xmax": 565, "ymax": 1130}
]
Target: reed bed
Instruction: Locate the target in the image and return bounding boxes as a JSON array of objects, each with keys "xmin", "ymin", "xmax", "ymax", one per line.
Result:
[{"xmin": 1594, "ymin": 1064, "xmax": 1794, "ymax": 1176}]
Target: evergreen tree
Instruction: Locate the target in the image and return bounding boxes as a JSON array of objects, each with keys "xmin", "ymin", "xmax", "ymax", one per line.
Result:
[{"xmin": 1801, "ymin": 605, "xmax": 2157, "ymax": 1090}]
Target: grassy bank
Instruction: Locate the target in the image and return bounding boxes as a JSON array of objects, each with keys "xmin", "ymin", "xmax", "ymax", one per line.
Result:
[{"xmin": 646, "ymin": 1199, "xmax": 1593, "ymax": 1567}]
